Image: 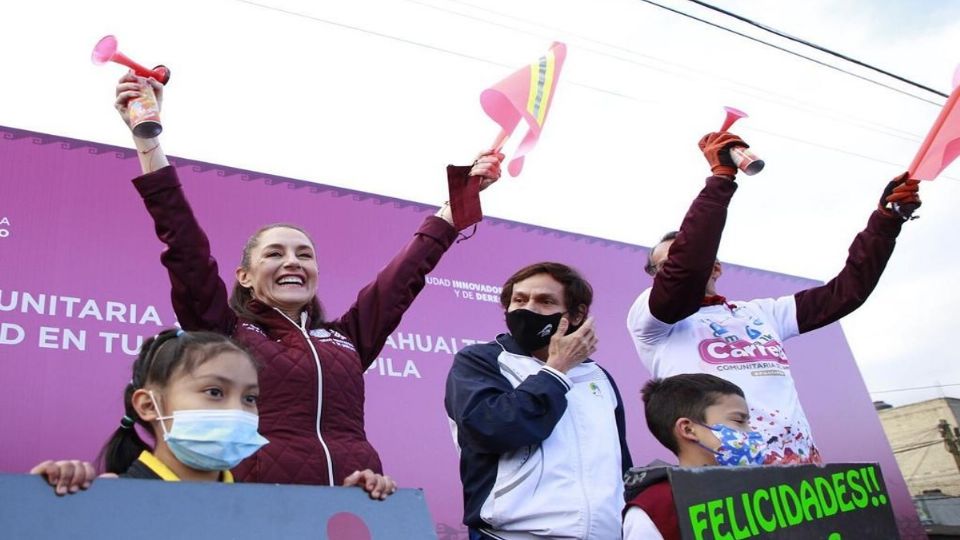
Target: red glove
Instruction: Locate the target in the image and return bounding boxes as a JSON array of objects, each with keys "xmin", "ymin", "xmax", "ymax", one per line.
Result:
[
  {"xmin": 698, "ymin": 132, "xmax": 748, "ymax": 178},
  {"xmin": 879, "ymin": 172, "xmax": 921, "ymax": 220}
]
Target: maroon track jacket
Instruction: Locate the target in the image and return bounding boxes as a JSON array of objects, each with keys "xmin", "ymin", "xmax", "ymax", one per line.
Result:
[{"xmin": 134, "ymin": 166, "xmax": 458, "ymax": 485}]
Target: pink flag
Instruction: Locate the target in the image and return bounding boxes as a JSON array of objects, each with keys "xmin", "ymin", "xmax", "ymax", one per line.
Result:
[
  {"xmin": 908, "ymin": 65, "xmax": 960, "ymax": 180},
  {"xmin": 481, "ymin": 42, "xmax": 567, "ymax": 176}
]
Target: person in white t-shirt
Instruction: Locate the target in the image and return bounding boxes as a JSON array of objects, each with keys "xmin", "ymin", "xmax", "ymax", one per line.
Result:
[{"xmin": 627, "ymin": 131, "xmax": 921, "ymax": 465}]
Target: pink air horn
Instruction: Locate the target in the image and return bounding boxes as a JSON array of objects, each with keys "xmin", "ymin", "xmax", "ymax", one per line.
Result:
[
  {"xmin": 92, "ymin": 35, "xmax": 170, "ymax": 139},
  {"xmin": 719, "ymin": 106, "xmax": 764, "ymax": 176}
]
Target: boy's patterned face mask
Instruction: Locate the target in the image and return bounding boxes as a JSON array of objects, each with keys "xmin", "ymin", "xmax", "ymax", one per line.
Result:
[{"xmin": 697, "ymin": 423, "xmax": 767, "ymax": 466}]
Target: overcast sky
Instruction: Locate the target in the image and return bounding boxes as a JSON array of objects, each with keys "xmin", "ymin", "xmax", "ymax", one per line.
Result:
[{"xmin": 2, "ymin": 0, "xmax": 958, "ymax": 406}]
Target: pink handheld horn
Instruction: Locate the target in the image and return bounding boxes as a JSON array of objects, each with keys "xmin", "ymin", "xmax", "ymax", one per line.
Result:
[
  {"xmin": 718, "ymin": 106, "xmax": 764, "ymax": 176},
  {"xmin": 91, "ymin": 35, "xmax": 170, "ymax": 84},
  {"xmin": 720, "ymin": 106, "xmax": 748, "ymax": 132}
]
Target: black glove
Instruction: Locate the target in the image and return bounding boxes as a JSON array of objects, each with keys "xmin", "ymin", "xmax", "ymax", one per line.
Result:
[{"xmin": 879, "ymin": 172, "xmax": 921, "ymax": 221}]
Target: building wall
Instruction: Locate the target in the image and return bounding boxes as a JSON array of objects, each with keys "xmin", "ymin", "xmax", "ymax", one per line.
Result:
[{"xmin": 879, "ymin": 398, "xmax": 960, "ymax": 496}]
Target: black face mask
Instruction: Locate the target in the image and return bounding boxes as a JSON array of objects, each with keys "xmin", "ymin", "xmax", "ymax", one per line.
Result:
[{"xmin": 505, "ymin": 309, "xmax": 577, "ymax": 354}]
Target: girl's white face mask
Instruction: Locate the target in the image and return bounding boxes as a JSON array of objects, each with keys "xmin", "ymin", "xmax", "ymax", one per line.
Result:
[{"xmin": 152, "ymin": 392, "xmax": 269, "ymax": 471}]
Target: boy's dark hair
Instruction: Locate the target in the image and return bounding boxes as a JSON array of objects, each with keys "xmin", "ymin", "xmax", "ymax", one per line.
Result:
[
  {"xmin": 645, "ymin": 231, "xmax": 678, "ymax": 276},
  {"xmin": 499, "ymin": 262, "xmax": 593, "ymax": 318},
  {"xmin": 96, "ymin": 329, "xmax": 256, "ymax": 474},
  {"xmin": 641, "ymin": 374, "xmax": 745, "ymax": 454}
]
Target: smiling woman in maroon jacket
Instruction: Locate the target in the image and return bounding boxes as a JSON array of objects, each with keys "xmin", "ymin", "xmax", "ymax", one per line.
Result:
[{"xmin": 113, "ymin": 73, "xmax": 503, "ymax": 496}]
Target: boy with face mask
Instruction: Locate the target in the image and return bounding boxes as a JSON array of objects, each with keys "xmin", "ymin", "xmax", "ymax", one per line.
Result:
[
  {"xmin": 444, "ymin": 262, "xmax": 632, "ymax": 540},
  {"xmin": 623, "ymin": 374, "xmax": 765, "ymax": 540}
]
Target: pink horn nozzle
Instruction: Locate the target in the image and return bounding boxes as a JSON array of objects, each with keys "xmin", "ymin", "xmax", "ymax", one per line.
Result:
[
  {"xmin": 952, "ymin": 64, "xmax": 960, "ymax": 91},
  {"xmin": 719, "ymin": 106, "xmax": 749, "ymax": 132},
  {"xmin": 91, "ymin": 35, "xmax": 118, "ymax": 65}
]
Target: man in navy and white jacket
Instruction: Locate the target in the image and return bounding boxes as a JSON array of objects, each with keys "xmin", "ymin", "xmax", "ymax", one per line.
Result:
[{"xmin": 445, "ymin": 262, "xmax": 632, "ymax": 540}]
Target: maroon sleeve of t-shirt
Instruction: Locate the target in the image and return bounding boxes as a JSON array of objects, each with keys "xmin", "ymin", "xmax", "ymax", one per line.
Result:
[{"xmin": 649, "ymin": 177, "xmax": 738, "ymax": 324}]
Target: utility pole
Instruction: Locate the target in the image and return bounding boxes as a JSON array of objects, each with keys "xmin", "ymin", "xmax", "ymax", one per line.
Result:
[{"xmin": 938, "ymin": 419, "xmax": 960, "ymax": 475}]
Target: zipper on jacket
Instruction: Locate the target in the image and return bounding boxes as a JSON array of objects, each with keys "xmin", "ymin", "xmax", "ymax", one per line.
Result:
[
  {"xmin": 569, "ymin": 399, "xmax": 593, "ymax": 537},
  {"xmin": 276, "ymin": 308, "xmax": 335, "ymax": 486}
]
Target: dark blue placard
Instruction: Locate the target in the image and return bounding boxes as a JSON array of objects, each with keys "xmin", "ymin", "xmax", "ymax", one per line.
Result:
[{"xmin": 0, "ymin": 474, "xmax": 437, "ymax": 539}]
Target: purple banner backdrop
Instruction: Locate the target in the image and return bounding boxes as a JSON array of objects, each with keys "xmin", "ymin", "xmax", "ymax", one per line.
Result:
[{"xmin": 0, "ymin": 126, "xmax": 923, "ymax": 538}]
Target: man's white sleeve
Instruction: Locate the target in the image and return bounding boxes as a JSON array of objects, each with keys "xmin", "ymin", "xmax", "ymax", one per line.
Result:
[
  {"xmin": 749, "ymin": 295, "xmax": 800, "ymax": 341},
  {"xmin": 623, "ymin": 506, "xmax": 666, "ymax": 540},
  {"xmin": 627, "ymin": 288, "xmax": 674, "ymax": 372}
]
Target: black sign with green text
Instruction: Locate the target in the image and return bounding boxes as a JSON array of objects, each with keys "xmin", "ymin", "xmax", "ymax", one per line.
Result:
[{"xmin": 670, "ymin": 463, "xmax": 898, "ymax": 540}]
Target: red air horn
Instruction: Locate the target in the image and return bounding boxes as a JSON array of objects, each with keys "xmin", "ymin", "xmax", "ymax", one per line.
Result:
[
  {"xmin": 92, "ymin": 35, "xmax": 170, "ymax": 138},
  {"xmin": 719, "ymin": 106, "xmax": 764, "ymax": 176}
]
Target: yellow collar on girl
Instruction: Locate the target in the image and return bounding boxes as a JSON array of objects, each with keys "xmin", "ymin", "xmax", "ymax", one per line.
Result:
[{"xmin": 137, "ymin": 451, "xmax": 235, "ymax": 483}]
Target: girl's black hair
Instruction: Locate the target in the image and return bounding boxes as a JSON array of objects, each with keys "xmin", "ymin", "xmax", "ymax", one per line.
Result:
[{"xmin": 96, "ymin": 329, "xmax": 255, "ymax": 474}]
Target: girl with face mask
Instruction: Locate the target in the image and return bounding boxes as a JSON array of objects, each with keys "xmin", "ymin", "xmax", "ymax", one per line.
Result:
[{"xmin": 32, "ymin": 329, "xmax": 267, "ymax": 491}]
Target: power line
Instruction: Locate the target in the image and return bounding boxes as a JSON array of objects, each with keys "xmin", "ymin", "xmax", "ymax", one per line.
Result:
[
  {"xmin": 905, "ymin": 441, "xmax": 934, "ymax": 481},
  {"xmin": 429, "ymin": 0, "xmax": 925, "ymax": 143},
  {"xmin": 893, "ymin": 439, "xmax": 942, "ymax": 455},
  {"xmin": 233, "ymin": 0, "xmax": 644, "ymax": 103},
  {"xmin": 898, "ymin": 427, "xmax": 941, "ymax": 446},
  {"xmin": 234, "ymin": 0, "xmax": 507, "ymax": 68},
  {"xmin": 685, "ymin": 0, "xmax": 949, "ymax": 98},
  {"xmin": 232, "ymin": 0, "xmax": 954, "ymax": 179},
  {"xmin": 872, "ymin": 383, "xmax": 960, "ymax": 394},
  {"xmin": 749, "ymin": 127, "xmax": 960, "ymax": 182},
  {"xmin": 238, "ymin": 0, "xmax": 932, "ymax": 144},
  {"xmin": 634, "ymin": 0, "xmax": 944, "ymax": 107}
]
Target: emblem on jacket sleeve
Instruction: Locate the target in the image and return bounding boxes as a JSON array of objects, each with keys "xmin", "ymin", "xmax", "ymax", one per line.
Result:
[{"xmin": 309, "ymin": 328, "xmax": 357, "ymax": 351}]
